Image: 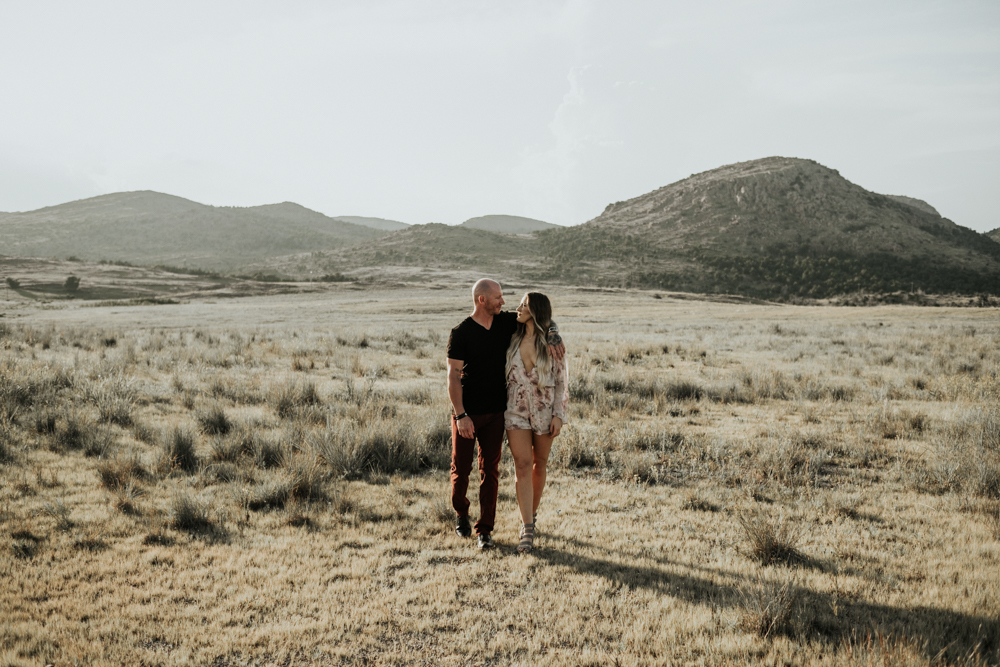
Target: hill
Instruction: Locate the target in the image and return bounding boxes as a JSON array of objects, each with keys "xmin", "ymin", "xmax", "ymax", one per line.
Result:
[
  {"xmin": 988, "ymin": 228, "xmax": 1000, "ymax": 244},
  {"xmin": 265, "ymin": 223, "xmax": 544, "ymax": 279},
  {"xmin": 532, "ymin": 157, "xmax": 1000, "ymax": 298},
  {"xmin": 0, "ymin": 192, "xmax": 386, "ymax": 271},
  {"xmin": 333, "ymin": 215, "xmax": 410, "ymax": 231},
  {"xmin": 884, "ymin": 195, "xmax": 940, "ymax": 217},
  {"xmin": 460, "ymin": 214, "xmax": 559, "ymax": 234}
]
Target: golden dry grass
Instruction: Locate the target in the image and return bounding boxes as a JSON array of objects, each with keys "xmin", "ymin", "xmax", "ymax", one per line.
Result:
[{"xmin": 1, "ymin": 286, "xmax": 999, "ymax": 666}]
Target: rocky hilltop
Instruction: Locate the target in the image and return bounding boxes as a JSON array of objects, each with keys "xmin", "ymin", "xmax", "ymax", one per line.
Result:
[{"xmin": 533, "ymin": 157, "xmax": 1000, "ymax": 297}]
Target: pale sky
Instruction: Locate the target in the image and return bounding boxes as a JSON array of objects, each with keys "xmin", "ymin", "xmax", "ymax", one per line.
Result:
[{"xmin": 1, "ymin": 1, "xmax": 998, "ymax": 231}]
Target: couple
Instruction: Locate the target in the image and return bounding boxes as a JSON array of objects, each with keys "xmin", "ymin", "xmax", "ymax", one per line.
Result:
[{"xmin": 446, "ymin": 279, "xmax": 569, "ymax": 553}]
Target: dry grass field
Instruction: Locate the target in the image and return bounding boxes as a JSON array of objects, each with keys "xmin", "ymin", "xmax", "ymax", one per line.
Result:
[{"xmin": 1, "ymin": 285, "xmax": 998, "ymax": 666}]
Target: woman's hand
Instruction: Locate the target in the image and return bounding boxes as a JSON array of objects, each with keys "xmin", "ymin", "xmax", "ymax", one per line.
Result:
[{"xmin": 549, "ymin": 416, "xmax": 562, "ymax": 438}]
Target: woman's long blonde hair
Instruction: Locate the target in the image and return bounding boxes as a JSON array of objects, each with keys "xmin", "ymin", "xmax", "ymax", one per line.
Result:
[{"xmin": 506, "ymin": 292, "xmax": 553, "ymax": 385}]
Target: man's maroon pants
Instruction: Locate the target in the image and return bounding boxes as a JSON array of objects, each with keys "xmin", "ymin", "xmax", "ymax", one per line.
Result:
[{"xmin": 451, "ymin": 411, "xmax": 504, "ymax": 536}]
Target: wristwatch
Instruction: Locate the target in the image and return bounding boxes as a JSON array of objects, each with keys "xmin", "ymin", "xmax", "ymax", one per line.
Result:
[{"xmin": 453, "ymin": 412, "xmax": 468, "ymax": 421}]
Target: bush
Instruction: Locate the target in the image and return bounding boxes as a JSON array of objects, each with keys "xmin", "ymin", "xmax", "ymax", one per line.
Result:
[
  {"xmin": 236, "ymin": 463, "xmax": 325, "ymax": 511},
  {"xmin": 54, "ymin": 412, "xmax": 88, "ymax": 450},
  {"xmin": 42, "ymin": 499, "xmax": 74, "ymax": 531},
  {"xmin": 91, "ymin": 378, "xmax": 136, "ymax": 427},
  {"xmin": 252, "ymin": 434, "xmax": 285, "ymax": 469},
  {"xmin": 551, "ymin": 430, "xmax": 600, "ymax": 468},
  {"xmin": 196, "ymin": 404, "xmax": 231, "ymax": 435},
  {"xmin": 5, "ymin": 277, "xmax": 20, "ymax": 289},
  {"xmin": 32, "ymin": 410, "xmax": 58, "ymax": 434},
  {"xmin": 64, "ymin": 275, "xmax": 81, "ymax": 292},
  {"xmin": 929, "ymin": 408, "xmax": 1000, "ymax": 498},
  {"xmin": 738, "ymin": 573, "xmax": 798, "ymax": 639},
  {"xmin": 0, "ymin": 424, "xmax": 15, "ymax": 465},
  {"xmin": 738, "ymin": 511, "xmax": 804, "ymax": 566},
  {"xmin": 286, "ymin": 454, "xmax": 329, "ymax": 501},
  {"xmin": 169, "ymin": 492, "xmax": 214, "ymax": 531},
  {"xmin": 96, "ymin": 453, "xmax": 150, "ymax": 491},
  {"xmin": 164, "ymin": 426, "xmax": 199, "ymax": 473},
  {"xmin": 82, "ymin": 424, "xmax": 117, "ymax": 458},
  {"xmin": 270, "ymin": 380, "xmax": 323, "ymax": 419},
  {"xmin": 110, "ymin": 480, "xmax": 145, "ymax": 514},
  {"xmin": 310, "ymin": 418, "xmax": 446, "ymax": 479}
]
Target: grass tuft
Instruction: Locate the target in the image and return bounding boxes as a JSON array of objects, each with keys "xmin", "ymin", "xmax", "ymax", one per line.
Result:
[
  {"xmin": 42, "ymin": 498, "xmax": 74, "ymax": 531},
  {"xmin": 96, "ymin": 454, "xmax": 150, "ymax": 490},
  {"xmin": 0, "ymin": 424, "xmax": 16, "ymax": 465},
  {"xmin": 737, "ymin": 573, "xmax": 798, "ymax": 639},
  {"xmin": 196, "ymin": 404, "xmax": 231, "ymax": 435},
  {"xmin": 738, "ymin": 510, "xmax": 804, "ymax": 566},
  {"xmin": 163, "ymin": 426, "xmax": 199, "ymax": 473},
  {"xmin": 169, "ymin": 492, "xmax": 214, "ymax": 531},
  {"xmin": 681, "ymin": 490, "xmax": 720, "ymax": 512}
]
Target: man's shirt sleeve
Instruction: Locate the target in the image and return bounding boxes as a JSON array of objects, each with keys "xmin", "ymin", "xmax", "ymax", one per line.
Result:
[{"xmin": 447, "ymin": 326, "xmax": 464, "ymax": 361}]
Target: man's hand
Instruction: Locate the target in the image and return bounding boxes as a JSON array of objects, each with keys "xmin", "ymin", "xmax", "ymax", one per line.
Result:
[
  {"xmin": 549, "ymin": 416, "xmax": 562, "ymax": 438},
  {"xmin": 457, "ymin": 415, "xmax": 475, "ymax": 439},
  {"xmin": 447, "ymin": 358, "xmax": 474, "ymax": 439},
  {"xmin": 547, "ymin": 330, "xmax": 565, "ymax": 362}
]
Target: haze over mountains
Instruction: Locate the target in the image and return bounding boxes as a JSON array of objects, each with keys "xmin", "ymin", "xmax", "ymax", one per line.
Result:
[
  {"xmin": 460, "ymin": 215, "xmax": 559, "ymax": 234},
  {"xmin": 332, "ymin": 216, "xmax": 409, "ymax": 231},
  {"xmin": 2, "ymin": 157, "xmax": 998, "ymax": 298}
]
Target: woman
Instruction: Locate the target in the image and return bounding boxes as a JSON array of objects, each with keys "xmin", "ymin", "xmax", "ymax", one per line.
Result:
[{"xmin": 504, "ymin": 292, "xmax": 568, "ymax": 553}]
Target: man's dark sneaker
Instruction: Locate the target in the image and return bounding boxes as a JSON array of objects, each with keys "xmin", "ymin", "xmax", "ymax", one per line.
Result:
[
  {"xmin": 455, "ymin": 515, "xmax": 472, "ymax": 538},
  {"xmin": 477, "ymin": 533, "xmax": 495, "ymax": 550}
]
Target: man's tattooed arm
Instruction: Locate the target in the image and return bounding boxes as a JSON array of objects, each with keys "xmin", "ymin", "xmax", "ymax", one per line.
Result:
[{"xmin": 547, "ymin": 321, "xmax": 565, "ymax": 361}]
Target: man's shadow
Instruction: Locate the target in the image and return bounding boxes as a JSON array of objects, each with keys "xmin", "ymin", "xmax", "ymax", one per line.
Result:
[{"xmin": 535, "ymin": 535, "xmax": 998, "ymax": 663}]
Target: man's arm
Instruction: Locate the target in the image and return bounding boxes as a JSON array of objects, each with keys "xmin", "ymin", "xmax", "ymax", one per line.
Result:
[
  {"xmin": 447, "ymin": 358, "xmax": 474, "ymax": 439},
  {"xmin": 547, "ymin": 320, "xmax": 565, "ymax": 361}
]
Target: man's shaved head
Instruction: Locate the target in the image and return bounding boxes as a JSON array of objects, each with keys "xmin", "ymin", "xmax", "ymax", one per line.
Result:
[
  {"xmin": 472, "ymin": 279, "xmax": 501, "ymax": 301},
  {"xmin": 471, "ymin": 278, "xmax": 504, "ymax": 316}
]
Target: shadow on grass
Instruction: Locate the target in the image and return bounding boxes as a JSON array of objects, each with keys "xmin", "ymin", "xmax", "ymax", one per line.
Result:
[{"xmin": 535, "ymin": 535, "xmax": 999, "ymax": 663}]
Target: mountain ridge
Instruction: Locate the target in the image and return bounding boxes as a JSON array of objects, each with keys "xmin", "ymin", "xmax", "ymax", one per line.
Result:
[
  {"xmin": 3, "ymin": 160, "xmax": 998, "ymax": 299},
  {"xmin": 0, "ymin": 191, "xmax": 386, "ymax": 270}
]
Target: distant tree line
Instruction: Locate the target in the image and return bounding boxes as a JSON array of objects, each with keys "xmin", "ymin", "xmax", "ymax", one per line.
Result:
[{"xmin": 629, "ymin": 251, "xmax": 1000, "ymax": 298}]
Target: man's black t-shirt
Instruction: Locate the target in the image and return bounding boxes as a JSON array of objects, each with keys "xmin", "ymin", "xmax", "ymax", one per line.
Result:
[{"xmin": 447, "ymin": 311, "xmax": 518, "ymax": 415}]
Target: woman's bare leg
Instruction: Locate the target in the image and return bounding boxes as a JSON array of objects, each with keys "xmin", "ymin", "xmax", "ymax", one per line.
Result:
[
  {"xmin": 506, "ymin": 429, "xmax": 535, "ymax": 526},
  {"xmin": 530, "ymin": 432, "xmax": 554, "ymax": 517}
]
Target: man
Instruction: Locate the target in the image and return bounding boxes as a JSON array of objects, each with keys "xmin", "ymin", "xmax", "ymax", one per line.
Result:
[{"xmin": 446, "ymin": 279, "xmax": 563, "ymax": 549}]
